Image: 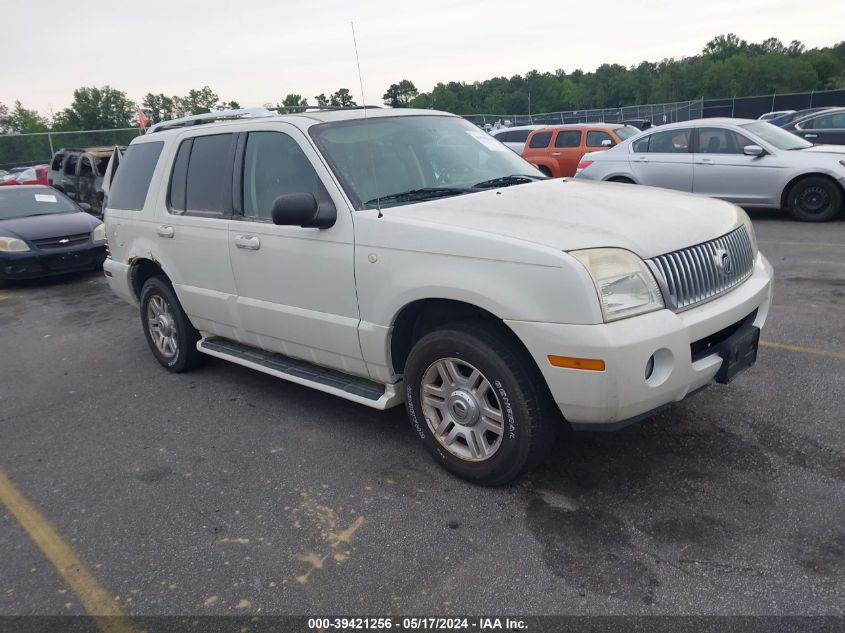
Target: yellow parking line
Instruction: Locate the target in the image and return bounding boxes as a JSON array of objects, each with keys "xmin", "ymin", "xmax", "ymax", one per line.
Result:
[
  {"xmin": 758, "ymin": 240, "xmax": 845, "ymax": 248},
  {"xmin": 761, "ymin": 340, "xmax": 845, "ymax": 360},
  {"xmin": 0, "ymin": 468, "xmax": 138, "ymax": 633}
]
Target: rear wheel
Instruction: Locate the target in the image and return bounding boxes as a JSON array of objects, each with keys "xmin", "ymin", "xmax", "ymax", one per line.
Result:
[
  {"xmin": 404, "ymin": 322, "xmax": 559, "ymax": 486},
  {"xmin": 787, "ymin": 177, "xmax": 842, "ymax": 222},
  {"xmin": 139, "ymin": 276, "xmax": 204, "ymax": 372}
]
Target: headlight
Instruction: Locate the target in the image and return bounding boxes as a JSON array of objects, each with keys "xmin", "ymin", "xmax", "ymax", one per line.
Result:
[
  {"xmin": 738, "ymin": 209, "xmax": 758, "ymax": 259},
  {"xmin": 0, "ymin": 236, "xmax": 30, "ymax": 252},
  {"xmin": 571, "ymin": 248, "xmax": 664, "ymax": 322},
  {"xmin": 92, "ymin": 223, "xmax": 106, "ymax": 243}
]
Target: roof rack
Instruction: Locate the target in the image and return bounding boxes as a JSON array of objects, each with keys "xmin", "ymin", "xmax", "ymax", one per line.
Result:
[{"xmin": 147, "ymin": 107, "xmax": 275, "ymax": 134}]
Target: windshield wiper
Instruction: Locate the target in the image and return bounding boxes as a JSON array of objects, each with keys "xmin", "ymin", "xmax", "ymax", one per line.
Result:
[
  {"xmin": 471, "ymin": 174, "xmax": 546, "ymax": 189},
  {"xmin": 364, "ymin": 187, "xmax": 472, "ymax": 207}
]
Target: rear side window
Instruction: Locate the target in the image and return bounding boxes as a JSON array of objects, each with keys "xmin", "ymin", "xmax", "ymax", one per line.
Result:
[
  {"xmin": 183, "ymin": 134, "xmax": 235, "ymax": 214},
  {"xmin": 586, "ymin": 131, "xmax": 614, "ymax": 147},
  {"xmin": 108, "ymin": 142, "xmax": 163, "ymax": 210},
  {"xmin": 554, "ymin": 131, "xmax": 581, "ymax": 148},
  {"xmin": 64, "ymin": 154, "xmax": 78, "ymax": 175},
  {"xmin": 528, "ymin": 132, "xmax": 552, "ymax": 149}
]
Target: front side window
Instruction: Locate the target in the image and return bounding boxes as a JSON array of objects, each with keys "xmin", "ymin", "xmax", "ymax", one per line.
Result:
[
  {"xmin": 64, "ymin": 154, "xmax": 78, "ymax": 175},
  {"xmin": 51, "ymin": 153, "xmax": 64, "ymax": 170},
  {"xmin": 698, "ymin": 128, "xmax": 754, "ymax": 154},
  {"xmin": 804, "ymin": 113, "xmax": 845, "ymax": 129},
  {"xmin": 528, "ymin": 131, "xmax": 552, "ymax": 148},
  {"xmin": 108, "ymin": 141, "xmax": 163, "ymax": 211},
  {"xmin": 242, "ymin": 132, "xmax": 329, "ymax": 220},
  {"xmin": 586, "ymin": 131, "xmax": 614, "ymax": 147},
  {"xmin": 79, "ymin": 157, "xmax": 94, "ymax": 176},
  {"xmin": 554, "ymin": 131, "xmax": 581, "ymax": 148},
  {"xmin": 310, "ymin": 115, "xmax": 538, "ymax": 209}
]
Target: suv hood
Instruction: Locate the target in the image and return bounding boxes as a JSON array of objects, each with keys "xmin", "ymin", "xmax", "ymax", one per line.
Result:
[{"xmin": 385, "ymin": 179, "xmax": 743, "ymax": 260}]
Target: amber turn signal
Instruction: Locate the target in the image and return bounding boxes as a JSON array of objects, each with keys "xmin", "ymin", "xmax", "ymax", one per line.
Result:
[{"xmin": 547, "ymin": 355, "xmax": 606, "ymax": 371}]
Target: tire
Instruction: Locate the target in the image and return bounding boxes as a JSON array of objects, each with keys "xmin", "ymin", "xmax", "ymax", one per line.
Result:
[
  {"xmin": 787, "ymin": 177, "xmax": 842, "ymax": 222},
  {"xmin": 608, "ymin": 176, "xmax": 634, "ymax": 184},
  {"xmin": 139, "ymin": 276, "xmax": 204, "ymax": 372},
  {"xmin": 404, "ymin": 321, "xmax": 559, "ymax": 486}
]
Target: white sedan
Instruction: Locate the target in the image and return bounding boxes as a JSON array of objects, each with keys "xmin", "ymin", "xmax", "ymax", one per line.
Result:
[{"xmin": 574, "ymin": 118, "xmax": 845, "ymax": 222}]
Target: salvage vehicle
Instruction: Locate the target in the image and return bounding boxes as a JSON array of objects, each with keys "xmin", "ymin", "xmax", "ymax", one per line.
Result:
[
  {"xmin": 0, "ymin": 185, "xmax": 106, "ymax": 287},
  {"xmin": 522, "ymin": 124, "xmax": 640, "ymax": 177},
  {"xmin": 48, "ymin": 147, "xmax": 122, "ymax": 215},
  {"xmin": 103, "ymin": 107, "xmax": 773, "ymax": 485},
  {"xmin": 575, "ymin": 118, "xmax": 845, "ymax": 222}
]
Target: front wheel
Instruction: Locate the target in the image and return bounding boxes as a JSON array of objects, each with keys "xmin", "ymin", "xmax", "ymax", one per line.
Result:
[
  {"xmin": 787, "ymin": 177, "xmax": 842, "ymax": 222},
  {"xmin": 139, "ymin": 276, "xmax": 204, "ymax": 372},
  {"xmin": 404, "ymin": 322, "xmax": 559, "ymax": 486}
]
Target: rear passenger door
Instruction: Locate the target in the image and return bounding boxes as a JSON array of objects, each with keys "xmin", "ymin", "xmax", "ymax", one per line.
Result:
[
  {"xmin": 551, "ymin": 130, "xmax": 582, "ymax": 177},
  {"xmin": 227, "ymin": 125, "xmax": 365, "ymax": 376},
  {"xmin": 164, "ymin": 131, "xmax": 240, "ymax": 338},
  {"xmin": 628, "ymin": 128, "xmax": 693, "ymax": 192}
]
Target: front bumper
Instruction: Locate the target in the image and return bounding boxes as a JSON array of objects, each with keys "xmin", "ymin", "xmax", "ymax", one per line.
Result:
[
  {"xmin": 0, "ymin": 243, "xmax": 107, "ymax": 281},
  {"xmin": 506, "ymin": 253, "xmax": 773, "ymax": 428}
]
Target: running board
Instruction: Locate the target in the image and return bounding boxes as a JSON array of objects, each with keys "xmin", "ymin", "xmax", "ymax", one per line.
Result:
[{"xmin": 198, "ymin": 337, "xmax": 404, "ymax": 410}]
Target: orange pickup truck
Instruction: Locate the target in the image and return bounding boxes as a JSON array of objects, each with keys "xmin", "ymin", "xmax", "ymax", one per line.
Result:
[{"xmin": 523, "ymin": 124, "xmax": 639, "ymax": 177}]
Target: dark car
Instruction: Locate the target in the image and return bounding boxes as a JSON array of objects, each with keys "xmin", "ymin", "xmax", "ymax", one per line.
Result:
[
  {"xmin": 770, "ymin": 107, "xmax": 834, "ymax": 127},
  {"xmin": 0, "ymin": 185, "xmax": 107, "ymax": 287},
  {"xmin": 782, "ymin": 107, "xmax": 845, "ymax": 145}
]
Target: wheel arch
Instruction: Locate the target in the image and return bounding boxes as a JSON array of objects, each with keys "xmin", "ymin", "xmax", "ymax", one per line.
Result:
[
  {"xmin": 388, "ymin": 298, "xmax": 542, "ymax": 381},
  {"xmin": 129, "ymin": 257, "xmax": 170, "ymax": 301}
]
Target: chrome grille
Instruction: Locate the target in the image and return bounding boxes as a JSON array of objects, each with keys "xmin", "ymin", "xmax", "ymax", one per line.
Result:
[{"xmin": 647, "ymin": 226, "xmax": 755, "ymax": 312}]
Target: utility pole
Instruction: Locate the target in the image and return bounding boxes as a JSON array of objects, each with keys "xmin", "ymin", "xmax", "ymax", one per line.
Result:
[{"xmin": 528, "ymin": 92, "xmax": 532, "ymax": 123}]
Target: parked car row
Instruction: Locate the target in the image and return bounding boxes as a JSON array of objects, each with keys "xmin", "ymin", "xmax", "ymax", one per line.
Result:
[{"xmin": 574, "ymin": 118, "xmax": 845, "ymax": 222}]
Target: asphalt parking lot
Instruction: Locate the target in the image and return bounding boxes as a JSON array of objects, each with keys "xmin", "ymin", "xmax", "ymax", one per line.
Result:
[{"xmin": 0, "ymin": 211, "xmax": 843, "ymax": 620}]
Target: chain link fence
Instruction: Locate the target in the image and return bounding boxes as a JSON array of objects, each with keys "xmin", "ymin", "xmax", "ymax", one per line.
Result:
[
  {"xmin": 462, "ymin": 100, "xmax": 704, "ymax": 128},
  {"xmin": 0, "ymin": 128, "xmax": 141, "ymax": 171}
]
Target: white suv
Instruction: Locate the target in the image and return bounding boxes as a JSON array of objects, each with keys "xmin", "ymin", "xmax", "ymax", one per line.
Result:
[{"xmin": 104, "ymin": 107, "xmax": 773, "ymax": 485}]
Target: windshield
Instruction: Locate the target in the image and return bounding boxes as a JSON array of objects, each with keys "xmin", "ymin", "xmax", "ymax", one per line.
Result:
[
  {"xmin": 0, "ymin": 188, "xmax": 77, "ymax": 220},
  {"xmin": 310, "ymin": 115, "xmax": 542, "ymax": 209},
  {"xmin": 740, "ymin": 121, "xmax": 813, "ymax": 150}
]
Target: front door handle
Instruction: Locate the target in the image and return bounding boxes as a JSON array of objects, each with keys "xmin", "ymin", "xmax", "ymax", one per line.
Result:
[
  {"xmin": 632, "ymin": 157, "xmax": 649, "ymax": 163},
  {"xmin": 157, "ymin": 225, "xmax": 174, "ymax": 238},
  {"xmin": 804, "ymin": 133, "xmax": 818, "ymax": 138},
  {"xmin": 551, "ymin": 152, "xmax": 561, "ymax": 156},
  {"xmin": 234, "ymin": 234, "xmax": 261, "ymax": 250},
  {"xmin": 698, "ymin": 158, "xmax": 714, "ymax": 165}
]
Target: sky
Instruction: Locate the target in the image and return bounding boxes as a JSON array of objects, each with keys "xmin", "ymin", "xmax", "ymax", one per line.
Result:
[{"xmin": 2, "ymin": 0, "xmax": 844, "ymax": 116}]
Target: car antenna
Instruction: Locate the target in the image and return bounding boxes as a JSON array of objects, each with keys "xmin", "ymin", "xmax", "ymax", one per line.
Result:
[{"xmin": 351, "ymin": 21, "xmax": 382, "ymax": 218}]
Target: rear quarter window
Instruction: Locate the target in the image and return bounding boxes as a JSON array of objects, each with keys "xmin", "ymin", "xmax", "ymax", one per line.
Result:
[{"xmin": 107, "ymin": 141, "xmax": 164, "ymax": 211}]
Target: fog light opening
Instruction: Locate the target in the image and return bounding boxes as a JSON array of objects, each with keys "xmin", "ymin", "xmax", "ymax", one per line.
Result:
[{"xmin": 645, "ymin": 355, "xmax": 655, "ymax": 380}]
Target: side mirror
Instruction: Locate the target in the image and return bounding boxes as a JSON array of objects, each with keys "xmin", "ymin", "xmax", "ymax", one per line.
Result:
[
  {"xmin": 78, "ymin": 202, "xmax": 92, "ymax": 212},
  {"xmin": 601, "ymin": 139, "xmax": 614, "ymax": 147},
  {"xmin": 271, "ymin": 193, "xmax": 336, "ymax": 229},
  {"xmin": 743, "ymin": 144, "xmax": 765, "ymax": 157}
]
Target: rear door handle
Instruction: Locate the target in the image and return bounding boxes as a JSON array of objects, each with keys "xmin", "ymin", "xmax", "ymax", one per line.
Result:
[
  {"xmin": 804, "ymin": 133, "xmax": 818, "ymax": 138},
  {"xmin": 551, "ymin": 152, "xmax": 561, "ymax": 156},
  {"xmin": 157, "ymin": 225, "xmax": 174, "ymax": 238},
  {"xmin": 698, "ymin": 158, "xmax": 714, "ymax": 164},
  {"xmin": 632, "ymin": 157, "xmax": 649, "ymax": 163},
  {"xmin": 234, "ymin": 234, "xmax": 261, "ymax": 250}
]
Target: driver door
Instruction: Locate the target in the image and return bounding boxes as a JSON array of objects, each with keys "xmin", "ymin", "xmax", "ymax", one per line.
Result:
[{"xmin": 228, "ymin": 125, "xmax": 366, "ymax": 377}]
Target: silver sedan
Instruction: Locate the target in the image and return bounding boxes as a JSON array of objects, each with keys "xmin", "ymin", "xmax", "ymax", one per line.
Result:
[{"xmin": 574, "ymin": 118, "xmax": 845, "ymax": 222}]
